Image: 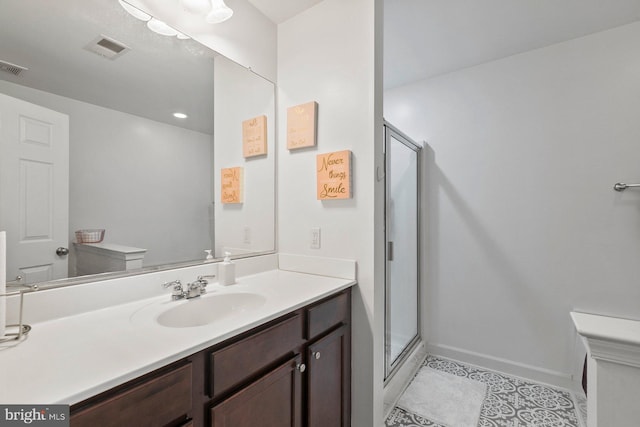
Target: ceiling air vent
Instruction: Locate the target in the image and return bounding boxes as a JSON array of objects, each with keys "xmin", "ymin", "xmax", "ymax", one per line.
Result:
[
  {"xmin": 0, "ymin": 60, "xmax": 28, "ymax": 76},
  {"xmin": 84, "ymin": 35, "xmax": 130, "ymax": 60}
]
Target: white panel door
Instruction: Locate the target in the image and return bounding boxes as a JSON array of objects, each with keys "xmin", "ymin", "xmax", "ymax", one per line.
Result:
[{"xmin": 0, "ymin": 93, "xmax": 69, "ymax": 285}]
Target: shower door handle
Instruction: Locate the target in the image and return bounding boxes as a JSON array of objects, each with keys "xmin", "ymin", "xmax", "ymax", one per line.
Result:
[{"xmin": 387, "ymin": 241, "xmax": 394, "ymax": 261}]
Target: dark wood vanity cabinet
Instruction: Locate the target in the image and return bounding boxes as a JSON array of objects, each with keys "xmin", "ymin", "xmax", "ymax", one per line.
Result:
[
  {"xmin": 305, "ymin": 290, "xmax": 351, "ymax": 427},
  {"xmin": 70, "ymin": 362, "xmax": 194, "ymax": 427},
  {"xmin": 70, "ymin": 288, "xmax": 351, "ymax": 427},
  {"xmin": 307, "ymin": 325, "xmax": 350, "ymax": 427},
  {"xmin": 210, "ymin": 355, "xmax": 303, "ymax": 427}
]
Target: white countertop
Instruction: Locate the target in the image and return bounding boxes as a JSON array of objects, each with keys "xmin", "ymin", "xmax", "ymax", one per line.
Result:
[{"xmin": 0, "ymin": 269, "xmax": 355, "ymax": 405}]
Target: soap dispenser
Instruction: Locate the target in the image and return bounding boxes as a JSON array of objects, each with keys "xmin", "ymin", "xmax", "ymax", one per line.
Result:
[{"xmin": 218, "ymin": 252, "xmax": 236, "ymax": 286}]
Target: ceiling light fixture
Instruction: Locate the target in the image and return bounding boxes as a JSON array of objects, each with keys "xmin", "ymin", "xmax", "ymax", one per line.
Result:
[
  {"xmin": 173, "ymin": 112, "xmax": 188, "ymax": 119},
  {"xmin": 119, "ymin": 1, "xmax": 190, "ymax": 39},
  {"xmin": 118, "ymin": 0, "xmax": 151, "ymax": 21},
  {"xmin": 146, "ymin": 18, "xmax": 179, "ymax": 37},
  {"xmin": 206, "ymin": 0, "xmax": 234, "ymax": 24},
  {"xmin": 180, "ymin": 0, "xmax": 212, "ymax": 14}
]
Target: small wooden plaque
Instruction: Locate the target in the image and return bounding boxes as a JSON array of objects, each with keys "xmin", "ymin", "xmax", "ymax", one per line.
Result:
[
  {"xmin": 221, "ymin": 167, "xmax": 244, "ymax": 204},
  {"xmin": 287, "ymin": 101, "xmax": 318, "ymax": 150},
  {"xmin": 316, "ymin": 150, "xmax": 352, "ymax": 200},
  {"xmin": 242, "ymin": 115, "xmax": 267, "ymax": 158}
]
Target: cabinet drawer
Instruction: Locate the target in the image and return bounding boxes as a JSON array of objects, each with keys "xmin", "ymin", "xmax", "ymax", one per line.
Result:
[
  {"xmin": 71, "ymin": 362, "xmax": 192, "ymax": 427},
  {"xmin": 209, "ymin": 313, "xmax": 303, "ymax": 398},
  {"xmin": 307, "ymin": 291, "xmax": 349, "ymax": 339}
]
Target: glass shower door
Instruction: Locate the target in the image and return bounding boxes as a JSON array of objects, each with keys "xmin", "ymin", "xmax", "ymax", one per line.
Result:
[{"xmin": 384, "ymin": 123, "xmax": 421, "ymax": 379}]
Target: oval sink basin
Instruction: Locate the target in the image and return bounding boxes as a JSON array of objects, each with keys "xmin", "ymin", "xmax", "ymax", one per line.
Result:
[{"xmin": 157, "ymin": 292, "xmax": 266, "ymax": 328}]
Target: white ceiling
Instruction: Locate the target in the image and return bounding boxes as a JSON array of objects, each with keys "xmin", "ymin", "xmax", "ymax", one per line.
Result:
[
  {"xmin": 0, "ymin": 0, "xmax": 216, "ymax": 134},
  {"xmin": 384, "ymin": 0, "xmax": 640, "ymax": 89},
  {"xmin": 233, "ymin": 0, "xmax": 640, "ymax": 88},
  {"xmin": 247, "ymin": 0, "xmax": 323, "ymax": 24},
  {"xmin": 5, "ymin": 0, "xmax": 640, "ymax": 123}
]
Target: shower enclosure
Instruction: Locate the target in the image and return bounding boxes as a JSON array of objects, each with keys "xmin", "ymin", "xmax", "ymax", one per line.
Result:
[{"xmin": 384, "ymin": 122, "xmax": 421, "ymax": 379}]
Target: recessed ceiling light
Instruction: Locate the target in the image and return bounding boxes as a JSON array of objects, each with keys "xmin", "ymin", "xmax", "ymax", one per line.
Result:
[{"xmin": 173, "ymin": 112, "xmax": 188, "ymax": 119}]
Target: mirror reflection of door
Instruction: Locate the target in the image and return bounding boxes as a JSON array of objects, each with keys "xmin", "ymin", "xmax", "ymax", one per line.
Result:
[{"xmin": 0, "ymin": 93, "xmax": 69, "ymax": 285}]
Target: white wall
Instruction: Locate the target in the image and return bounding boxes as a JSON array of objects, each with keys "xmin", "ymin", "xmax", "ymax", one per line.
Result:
[
  {"xmin": 277, "ymin": 0, "xmax": 384, "ymax": 425},
  {"xmin": 214, "ymin": 55, "xmax": 276, "ymax": 257},
  {"xmin": 384, "ymin": 22, "xmax": 640, "ymax": 387},
  {"xmin": 0, "ymin": 80, "xmax": 213, "ymax": 271}
]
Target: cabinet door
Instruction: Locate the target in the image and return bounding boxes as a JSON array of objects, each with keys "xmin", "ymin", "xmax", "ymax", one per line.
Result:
[
  {"xmin": 307, "ymin": 325, "xmax": 350, "ymax": 427},
  {"xmin": 210, "ymin": 356, "xmax": 302, "ymax": 427}
]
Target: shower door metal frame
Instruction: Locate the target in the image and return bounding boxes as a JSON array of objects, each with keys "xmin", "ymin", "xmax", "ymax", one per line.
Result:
[{"xmin": 383, "ymin": 121, "xmax": 422, "ymax": 381}]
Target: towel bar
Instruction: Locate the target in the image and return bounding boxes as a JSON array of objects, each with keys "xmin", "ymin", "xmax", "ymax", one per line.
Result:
[
  {"xmin": 613, "ymin": 182, "xmax": 640, "ymax": 192},
  {"xmin": 0, "ymin": 288, "xmax": 32, "ymax": 344}
]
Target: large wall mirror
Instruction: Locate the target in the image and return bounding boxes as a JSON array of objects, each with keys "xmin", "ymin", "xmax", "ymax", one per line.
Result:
[{"xmin": 0, "ymin": 0, "xmax": 275, "ymax": 288}]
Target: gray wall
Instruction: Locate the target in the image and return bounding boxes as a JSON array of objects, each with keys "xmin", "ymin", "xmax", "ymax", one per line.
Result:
[
  {"xmin": 0, "ymin": 80, "xmax": 213, "ymax": 272},
  {"xmin": 385, "ymin": 22, "xmax": 640, "ymax": 387}
]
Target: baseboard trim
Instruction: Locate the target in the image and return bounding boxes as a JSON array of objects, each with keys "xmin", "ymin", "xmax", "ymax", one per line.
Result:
[{"xmin": 426, "ymin": 342, "xmax": 580, "ymax": 391}]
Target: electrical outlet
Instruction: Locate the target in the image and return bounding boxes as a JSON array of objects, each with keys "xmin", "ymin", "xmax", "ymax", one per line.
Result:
[
  {"xmin": 310, "ymin": 227, "xmax": 321, "ymax": 249},
  {"xmin": 243, "ymin": 226, "xmax": 251, "ymax": 244}
]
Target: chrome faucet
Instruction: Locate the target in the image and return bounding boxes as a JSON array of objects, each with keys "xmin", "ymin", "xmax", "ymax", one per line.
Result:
[
  {"xmin": 162, "ymin": 280, "xmax": 185, "ymax": 300},
  {"xmin": 196, "ymin": 274, "xmax": 216, "ymax": 284},
  {"xmin": 162, "ymin": 274, "xmax": 216, "ymax": 300},
  {"xmin": 186, "ymin": 281, "xmax": 206, "ymax": 299}
]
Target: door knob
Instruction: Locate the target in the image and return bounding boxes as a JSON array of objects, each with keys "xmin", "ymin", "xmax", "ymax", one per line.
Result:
[
  {"xmin": 296, "ymin": 363, "xmax": 306, "ymax": 373},
  {"xmin": 313, "ymin": 351, "xmax": 321, "ymax": 360},
  {"xmin": 56, "ymin": 247, "xmax": 69, "ymax": 256}
]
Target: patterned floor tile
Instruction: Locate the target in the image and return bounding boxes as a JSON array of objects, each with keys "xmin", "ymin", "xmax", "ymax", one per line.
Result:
[{"xmin": 386, "ymin": 355, "xmax": 582, "ymax": 427}]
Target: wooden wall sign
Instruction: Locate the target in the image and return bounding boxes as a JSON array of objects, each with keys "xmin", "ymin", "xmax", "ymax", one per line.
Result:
[
  {"xmin": 287, "ymin": 101, "xmax": 318, "ymax": 150},
  {"xmin": 316, "ymin": 150, "xmax": 352, "ymax": 200},
  {"xmin": 221, "ymin": 167, "xmax": 244, "ymax": 204},
  {"xmin": 242, "ymin": 115, "xmax": 267, "ymax": 158}
]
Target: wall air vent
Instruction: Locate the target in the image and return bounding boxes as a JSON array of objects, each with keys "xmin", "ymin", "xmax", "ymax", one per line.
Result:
[
  {"xmin": 0, "ymin": 60, "xmax": 28, "ymax": 76},
  {"xmin": 84, "ymin": 35, "xmax": 130, "ymax": 60}
]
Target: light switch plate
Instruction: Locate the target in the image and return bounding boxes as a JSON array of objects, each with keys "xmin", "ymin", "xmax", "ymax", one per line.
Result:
[{"xmin": 310, "ymin": 227, "xmax": 321, "ymax": 249}]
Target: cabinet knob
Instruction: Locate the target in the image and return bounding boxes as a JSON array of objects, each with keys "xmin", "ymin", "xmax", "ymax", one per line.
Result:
[
  {"xmin": 296, "ymin": 363, "xmax": 306, "ymax": 373},
  {"xmin": 313, "ymin": 351, "xmax": 321, "ymax": 360}
]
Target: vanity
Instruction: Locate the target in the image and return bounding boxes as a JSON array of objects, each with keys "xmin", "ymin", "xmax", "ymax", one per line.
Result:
[
  {"xmin": 0, "ymin": 1, "xmax": 353, "ymax": 425},
  {"xmin": 0, "ymin": 257, "xmax": 355, "ymax": 427},
  {"xmin": 72, "ymin": 288, "xmax": 351, "ymax": 427},
  {"xmin": 571, "ymin": 311, "xmax": 640, "ymax": 427}
]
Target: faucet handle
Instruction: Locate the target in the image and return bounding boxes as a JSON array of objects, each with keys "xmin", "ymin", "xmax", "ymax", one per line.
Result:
[
  {"xmin": 197, "ymin": 274, "xmax": 216, "ymax": 285},
  {"xmin": 162, "ymin": 280, "xmax": 185, "ymax": 300},
  {"xmin": 162, "ymin": 279, "xmax": 182, "ymax": 289}
]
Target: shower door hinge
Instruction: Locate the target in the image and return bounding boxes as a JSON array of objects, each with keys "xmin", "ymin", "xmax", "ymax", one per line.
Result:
[{"xmin": 387, "ymin": 241, "xmax": 394, "ymax": 261}]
